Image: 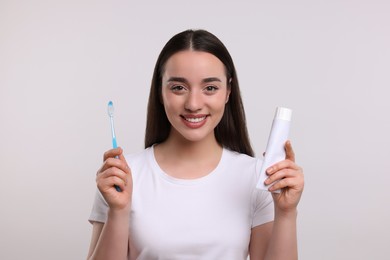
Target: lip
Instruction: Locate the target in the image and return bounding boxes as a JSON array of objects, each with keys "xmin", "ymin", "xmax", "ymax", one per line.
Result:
[{"xmin": 181, "ymin": 114, "xmax": 208, "ymax": 129}]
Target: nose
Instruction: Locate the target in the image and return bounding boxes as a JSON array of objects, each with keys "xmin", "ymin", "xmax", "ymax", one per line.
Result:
[{"xmin": 184, "ymin": 90, "xmax": 203, "ymax": 112}]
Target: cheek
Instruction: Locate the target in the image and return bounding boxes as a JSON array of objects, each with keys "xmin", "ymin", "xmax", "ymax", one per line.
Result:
[
  {"xmin": 161, "ymin": 90, "xmax": 171, "ymax": 108},
  {"xmin": 213, "ymin": 94, "xmax": 229, "ymax": 111},
  {"xmin": 162, "ymin": 94, "xmax": 180, "ymax": 116}
]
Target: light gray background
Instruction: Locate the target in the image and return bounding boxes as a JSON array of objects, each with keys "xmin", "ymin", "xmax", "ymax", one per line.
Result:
[{"xmin": 1, "ymin": 0, "xmax": 389, "ymax": 259}]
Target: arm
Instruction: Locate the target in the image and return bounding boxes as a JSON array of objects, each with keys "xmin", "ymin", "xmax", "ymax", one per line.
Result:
[
  {"xmin": 250, "ymin": 141, "xmax": 304, "ymax": 260},
  {"xmin": 87, "ymin": 147, "xmax": 132, "ymax": 260},
  {"xmin": 87, "ymin": 222, "xmax": 104, "ymax": 258},
  {"xmin": 249, "ymin": 222, "xmax": 273, "ymax": 259},
  {"xmin": 264, "ymin": 210, "xmax": 298, "ymax": 260},
  {"xmin": 250, "ymin": 211, "xmax": 297, "ymax": 260},
  {"xmin": 87, "ymin": 209, "xmax": 130, "ymax": 260}
]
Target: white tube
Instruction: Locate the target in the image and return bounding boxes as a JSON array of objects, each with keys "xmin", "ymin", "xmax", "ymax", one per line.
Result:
[{"xmin": 256, "ymin": 107, "xmax": 292, "ymax": 193}]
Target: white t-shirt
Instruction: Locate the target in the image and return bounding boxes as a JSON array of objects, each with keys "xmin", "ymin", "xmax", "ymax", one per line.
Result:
[{"xmin": 89, "ymin": 146, "xmax": 274, "ymax": 260}]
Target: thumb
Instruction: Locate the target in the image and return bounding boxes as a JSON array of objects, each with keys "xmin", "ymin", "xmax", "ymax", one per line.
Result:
[{"xmin": 285, "ymin": 140, "xmax": 295, "ymax": 162}]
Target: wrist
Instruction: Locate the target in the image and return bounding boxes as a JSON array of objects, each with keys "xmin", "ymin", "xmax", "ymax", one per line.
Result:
[
  {"xmin": 274, "ymin": 208, "xmax": 298, "ymax": 220},
  {"xmin": 108, "ymin": 205, "xmax": 131, "ymax": 220}
]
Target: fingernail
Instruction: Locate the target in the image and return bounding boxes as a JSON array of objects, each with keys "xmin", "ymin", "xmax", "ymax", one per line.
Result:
[{"xmin": 266, "ymin": 167, "xmax": 273, "ymax": 174}]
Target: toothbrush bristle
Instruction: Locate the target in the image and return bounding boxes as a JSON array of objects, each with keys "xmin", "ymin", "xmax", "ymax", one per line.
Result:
[{"xmin": 107, "ymin": 101, "xmax": 114, "ymax": 116}]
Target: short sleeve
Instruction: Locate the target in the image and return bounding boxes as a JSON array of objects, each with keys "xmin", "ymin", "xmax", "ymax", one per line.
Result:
[
  {"xmin": 251, "ymin": 158, "xmax": 275, "ymax": 227},
  {"xmin": 88, "ymin": 190, "xmax": 109, "ymax": 224},
  {"xmin": 251, "ymin": 189, "xmax": 274, "ymax": 227}
]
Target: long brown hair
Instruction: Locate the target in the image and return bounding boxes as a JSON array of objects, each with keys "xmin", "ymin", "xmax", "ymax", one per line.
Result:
[{"xmin": 145, "ymin": 29, "xmax": 254, "ymax": 157}]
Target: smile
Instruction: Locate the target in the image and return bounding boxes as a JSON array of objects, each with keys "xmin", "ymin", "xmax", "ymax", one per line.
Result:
[
  {"xmin": 181, "ymin": 115, "xmax": 208, "ymax": 129},
  {"xmin": 184, "ymin": 116, "xmax": 206, "ymax": 123}
]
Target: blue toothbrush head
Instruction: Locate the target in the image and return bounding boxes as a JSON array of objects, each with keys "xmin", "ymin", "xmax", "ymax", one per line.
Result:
[{"xmin": 107, "ymin": 101, "xmax": 114, "ymax": 117}]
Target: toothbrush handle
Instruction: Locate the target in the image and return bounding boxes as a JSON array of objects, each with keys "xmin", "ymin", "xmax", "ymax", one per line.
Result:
[
  {"xmin": 113, "ymin": 158, "xmax": 122, "ymax": 191},
  {"xmin": 114, "ymin": 185, "xmax": 121, "ymax": 192},
  {"xmin": 109, "ymin": 115, "xmax": 121, "ymax": 192},
  {"xmin": 112, "ymin": 137, "xmax": 118, "ymax": 149},
  {"xmin": 111, "ymin": 137, "xmax": 122, "ymax": 192}
]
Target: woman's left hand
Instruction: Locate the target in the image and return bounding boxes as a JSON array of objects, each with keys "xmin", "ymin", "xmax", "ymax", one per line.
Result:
[{"xmin": 264, "ymin": 141, "xmax": 304, "ymax": 214}]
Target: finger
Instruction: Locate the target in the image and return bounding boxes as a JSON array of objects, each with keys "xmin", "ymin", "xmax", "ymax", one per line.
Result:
[
  {"xmin": 264, "ymin": 168, "xmax": 296, "ymax": 185},
  {"xmin": 266, "ymin": 160, "xmax": 300, "ymax": 175},
  {"xmin": 269, "ymin": 171, "xmax": 304, "ymax": 192},
  {"xmin": 110, "ymin": 176, "xmax": 127, "ymax": 190},
  {"xmin": 103, "ymin": 147, "xmax": 123, "ymax": 161},
  {"xmin": 97, "ymin": 166, "xmax": 128, "ymax": 185},
  {"xmin": 107, "ymin": 167, "xmax": 127, "ymax": 182},
  {"xmin": 99, "ymin": 156, "xmax": 129, "ymax": 174},
  {"xmin": 98, "ymin": 176, "xmax": 127, "ymax": 192},
  {"xmin": 118, "ymin": 153, "xmax": 131, "ymax": 175},
  {"xmin": 284, "ymin": 140, "xmax": 295, "ymax": 162},
  {"xmin": 268, "ymin": 177, "xmax": 296, "ymax": 192}
]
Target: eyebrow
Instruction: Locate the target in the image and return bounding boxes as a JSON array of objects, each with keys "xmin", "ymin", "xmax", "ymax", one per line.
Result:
[{"xmin": 167, "ymin": 77, "xmax": 222, "ymax": 84}]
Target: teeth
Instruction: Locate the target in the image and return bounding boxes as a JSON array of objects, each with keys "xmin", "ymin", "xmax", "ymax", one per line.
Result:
[{"xmin": 185, "ymin": 116, "xmax": 206, "ymax": 123}]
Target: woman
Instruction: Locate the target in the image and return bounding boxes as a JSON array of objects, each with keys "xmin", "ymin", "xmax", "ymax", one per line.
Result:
[{"xmin": 87, "ymin": 29, "xmax": 304, "ymax": 260}]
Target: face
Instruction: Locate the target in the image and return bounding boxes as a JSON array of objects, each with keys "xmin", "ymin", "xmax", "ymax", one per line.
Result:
[{"xmin": 161, "ymin": 51, "xmax": 231, "ymax": 143}]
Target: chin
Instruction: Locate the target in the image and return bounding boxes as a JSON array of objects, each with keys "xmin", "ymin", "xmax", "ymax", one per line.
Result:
[
  {"xmin": 175, "ymin": 129, "xmax": 215, "ymax": 143},
  {"xmin": 180, "ymin": 134, "xmax": 209, "ymax": 143}
]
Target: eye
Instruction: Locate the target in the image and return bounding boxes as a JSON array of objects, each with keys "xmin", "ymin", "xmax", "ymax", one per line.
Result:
[
  {"xmin": 204, "ymin": 85, "xmax": 219, "ymax": 93},
  {"xmin": 170, "ymin": 85, "xmax": 186, "ymax": 93}
]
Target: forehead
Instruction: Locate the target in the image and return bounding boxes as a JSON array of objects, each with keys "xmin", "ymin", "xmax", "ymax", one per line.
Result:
[{"xmin": 162, "ymin": 51, "xmax": 226, "ymax": 80}]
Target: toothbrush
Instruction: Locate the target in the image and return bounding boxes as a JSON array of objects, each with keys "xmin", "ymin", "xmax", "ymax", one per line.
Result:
[{"xmin": 107, "ymin": 101, "xmax": 122, "ymax": 192}]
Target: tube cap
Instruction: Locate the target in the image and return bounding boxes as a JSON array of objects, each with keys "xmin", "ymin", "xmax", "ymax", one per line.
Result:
[{"xmin": 275, "ymin": 107, "xmax": 292, "ymax": 121}]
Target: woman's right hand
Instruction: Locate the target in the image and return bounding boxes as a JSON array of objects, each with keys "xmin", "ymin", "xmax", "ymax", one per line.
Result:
[{"xmin": 96, "ymin": 147, "xmax": 132, "ymax": 211}]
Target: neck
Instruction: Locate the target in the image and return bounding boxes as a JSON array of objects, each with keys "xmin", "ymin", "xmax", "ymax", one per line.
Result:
[
  {"xmin": 154, "ymin": 131, "xmax": 223, "ymax": 179},
  {"xmin": 157, "ymin": 131, "xmax": 222, "ymax": 161}
]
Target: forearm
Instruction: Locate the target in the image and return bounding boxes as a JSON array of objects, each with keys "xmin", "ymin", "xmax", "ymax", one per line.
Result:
[
  {"xmin": 89, "ymin": 208, "xmax": 130, "ymax": 260},
  {"xmin": 264, "ymin": 209, "xmax": 298, "ymax": 260}
]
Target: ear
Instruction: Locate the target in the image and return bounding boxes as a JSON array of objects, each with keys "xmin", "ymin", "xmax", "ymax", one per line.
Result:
[
  {"xmin": 226, "ymin": 78, "xmax": 232, "ymax": 103},
  {"xmin": 225, "ymin": 91, "xmax": 230, "ymax": 104}
]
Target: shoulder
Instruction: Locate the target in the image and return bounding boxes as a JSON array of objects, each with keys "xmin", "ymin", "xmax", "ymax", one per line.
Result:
[
  {"xmin": 124, "ymin": 147, "xmax": 151, "ymax": 164},
  {"xmin": 223, "ymin": 148, "xmax": 262, "ymax": 168},
  {"xmin": 123, "ymin": 147, "xmax": 153, "ymax": 173},
  {"xmin": 222, "ymin": 148, "xmax": 263, "ymax": 182}
]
